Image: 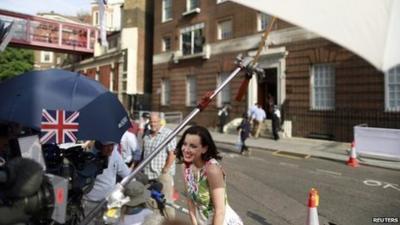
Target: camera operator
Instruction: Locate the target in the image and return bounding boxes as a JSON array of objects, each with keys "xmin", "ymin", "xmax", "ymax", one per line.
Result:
[{"xmin": 82, "ymin": 141, "xmax": 131, "ymax": 225}]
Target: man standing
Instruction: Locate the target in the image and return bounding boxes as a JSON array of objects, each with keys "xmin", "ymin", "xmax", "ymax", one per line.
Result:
[
  {"xmin": 272, "ymin": 105, "xmax": 281, "ymax": 140},
  {"xmin": 142, "ymin": 112, "xmax": 176, "ymax": 218},
  {"xmin": 120, "ymin": 130, "xmax": 141, "ymax": 167},
  {"xmin": 252, "ymin": 104, "xmax": 266, "ymax": 138},
  {"xmin": 82, "ymin": 141, "xmax": 131, "ymax": 225}
]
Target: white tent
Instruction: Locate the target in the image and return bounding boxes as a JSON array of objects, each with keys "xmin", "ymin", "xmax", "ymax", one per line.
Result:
[{"xmin": 228, "ymin": 0, "xmax": 400, "ymax": 72}]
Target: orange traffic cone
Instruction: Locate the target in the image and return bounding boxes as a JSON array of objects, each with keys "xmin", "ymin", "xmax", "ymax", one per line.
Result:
[
  {"xmin": 347, "ymin": 141, "xmax": 359, "ymax": 167},
  {"xmin": 307, "ymin": 188, "xmax": 320, "ymax": 225}
]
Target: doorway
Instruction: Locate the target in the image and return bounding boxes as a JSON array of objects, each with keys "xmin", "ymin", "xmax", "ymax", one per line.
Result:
[{"xmin": 258, "ymin": 68, "xmax": 277, "ymax": 119}]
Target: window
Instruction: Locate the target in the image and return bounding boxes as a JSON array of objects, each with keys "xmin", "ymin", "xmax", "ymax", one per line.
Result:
[
  {"xmin": 40, "ymin": 51, "xmax": 53, "ymax": 63},
  {"xmin": 187, "ymin": 0, "xmax": 200, "ymax": 11},
  {"xmin": 161, "ymin": 79, "xmax": 171, "ymax": 105},
  {"xmin": 217, "ymin": 73, "xmax": 231, "ymax": 107},
  {"xmin": 217, "ymin": 20, "xmax": 232, "ymax": 40},
  {"xmin": 162, "ymin": 36, "xmax": 171, "ymax": 52},
  {"xmin": 385, "ymin": 65, "xmax": 400, "ymax": 111},
  {"xmin": 93, "ymin": 11, "xmax": 99, "ymax": 26},
  {"xmin": 186, "ymin": 76, "xmax": 197, "ymax": 106},
  {"xmin": 311, "ymin": 64, "xmax": 335, "ymax": 110},
  {"xmin": 181, "ymin": 23, "xmax": 204, "ymax": 56},
  {"xmin": 95, "ymin": 71, "xmax": 99, "ymax": 81},
  {"xmin": 162, "ymin": 0, "xmax": 172, "ymax": 22},
  {"xmin": 258, "ymin": 13, "xmax": 271, "ymax": 31}
]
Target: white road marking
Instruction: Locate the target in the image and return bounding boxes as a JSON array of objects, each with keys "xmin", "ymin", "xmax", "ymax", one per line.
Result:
[
  {"xmin": 315, "ymin": 169, "xmax": 342, "ymax": 176},
  {"xmin": 222, "ymin": 153, "xmax": 239, "ymax": 158},
  {"xmin": 363, "ymin": 179, "xmax": 400, "ymax": 192},
  {"xmin": 279, "ymin": 162, "xmax": 299, "ymax": 168}
]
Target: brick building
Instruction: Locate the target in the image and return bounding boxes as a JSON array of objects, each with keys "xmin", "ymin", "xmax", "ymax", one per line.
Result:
[
  {"xmin": 152, "ymin": 0, "xmax": 400, "ymax": 141},
  {"xmin": 68, "ymin": 0, "xmax": 154, "ymax": 113}
]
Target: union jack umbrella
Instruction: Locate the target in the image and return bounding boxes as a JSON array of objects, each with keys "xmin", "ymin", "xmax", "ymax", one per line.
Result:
[
  {"xmin": 40, "ymin": 109, "xmax": 80, "ymax": 144},
  {"xmin": 0, "ymin": 69, "xmax": 130, "ymax": 143}
]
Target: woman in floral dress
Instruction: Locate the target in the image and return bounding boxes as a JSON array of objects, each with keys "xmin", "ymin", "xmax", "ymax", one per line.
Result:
[{"xmin": 176, "ymin": 126, "xmax": 243, "ymax": 225}]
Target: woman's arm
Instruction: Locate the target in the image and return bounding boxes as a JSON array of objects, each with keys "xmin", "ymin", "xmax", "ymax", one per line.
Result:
[
  {"xmin": 188, "ymin": 198, "xmax": 198, "ymax": 225},
  {"xmin": 207, "ymin": 164, "xmax": 226, "ymax": 225}
]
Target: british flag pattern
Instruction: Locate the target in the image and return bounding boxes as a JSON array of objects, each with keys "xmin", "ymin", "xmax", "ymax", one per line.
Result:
[{"xmin": 40, "ymin": 109, "xmax": 80, "ymax": 144}]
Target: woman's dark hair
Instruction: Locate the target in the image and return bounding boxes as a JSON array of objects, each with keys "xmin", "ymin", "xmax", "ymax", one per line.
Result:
[{"xmin": 176, "ymin": 125, "xmax": 222, "ymax": 163}]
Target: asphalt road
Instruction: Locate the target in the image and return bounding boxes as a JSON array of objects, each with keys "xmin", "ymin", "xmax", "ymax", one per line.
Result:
[{"xmin": 172, "ymin": 146, "xmax": 400, "ymax": 225}]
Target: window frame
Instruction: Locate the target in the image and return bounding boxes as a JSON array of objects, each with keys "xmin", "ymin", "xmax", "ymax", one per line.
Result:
[
  {"xmin": 180, "ymin": 23, "xmax": 205, "ymax": 56},
  {"xmin": 161, "ymin": 78, "xmax": 171, "ymax": 106},
  {"xmin": 162, "ymin": 0, "xmax": 173, "ymax": 22},
  {"xmin": 385, "ymin": 65, "xmax": 400, "ymax": 112},
  {"xmin": 217, "ymin": 19, "xmax": 233, "ymax": 40},
  {"xmin": 40, "ymin": 51, "xmax": 53, "ymax": 63},
  {"xmin": 162, "ymin": 36, "xmax": 171, "ymax": 52},
  {"xmin": 310, "ymin": 64, "xmax": 335, "ymax": 110},
  {"xmin": 186, "ymin": 0, "xmax": 200, "ymax": 11},
  {"xmin": 257, "ymin": 13, "xmax": 270, "ymax": 32},
  {"xmin": 217, "ymin": 73, "xmax": 231, "ymax": 107},
  {"xmin": 93, "ymin": 11, "xmax": 99, "ymax": 26},
  {"xmin": 186, "ymin": 75, "xmax": 197, "ymax": 106}
]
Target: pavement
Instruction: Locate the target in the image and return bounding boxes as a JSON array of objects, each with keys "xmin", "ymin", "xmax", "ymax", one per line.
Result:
[{"xmin": 167, "ymin": 124, "xmax": 400, "ymax": 171}]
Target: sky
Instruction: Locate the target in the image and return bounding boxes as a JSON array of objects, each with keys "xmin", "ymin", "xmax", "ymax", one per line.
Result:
[{"xmin": 0, "ymin": 0, "xmax": 92, "ymax": 16}]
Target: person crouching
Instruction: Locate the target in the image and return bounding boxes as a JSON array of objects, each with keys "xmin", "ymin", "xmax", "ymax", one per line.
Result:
[{"xmin": 117, "ymin": 180, "xmax": 163, "ymax": 225}]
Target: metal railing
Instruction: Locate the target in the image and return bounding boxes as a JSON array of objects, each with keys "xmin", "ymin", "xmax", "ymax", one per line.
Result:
[{"xmin": 282, "ymin": 105, "xmax": 400, "ymax": 142}]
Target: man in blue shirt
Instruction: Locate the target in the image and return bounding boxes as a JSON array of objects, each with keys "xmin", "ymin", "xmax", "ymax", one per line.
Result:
[{"xmin": 82, "ymin": 141, "xmax": 131, "ymax": 225}]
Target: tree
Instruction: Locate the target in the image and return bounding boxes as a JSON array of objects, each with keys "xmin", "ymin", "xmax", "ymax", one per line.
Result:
[{"xmin": 0, "ymin": 47, "xmax": 33, "ymax": 81}]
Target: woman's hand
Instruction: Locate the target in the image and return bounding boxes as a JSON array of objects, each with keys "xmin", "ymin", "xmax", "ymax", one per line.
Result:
[{"xmin": 188, "ymin": 199, "xmax": 198, "ymax": 225}]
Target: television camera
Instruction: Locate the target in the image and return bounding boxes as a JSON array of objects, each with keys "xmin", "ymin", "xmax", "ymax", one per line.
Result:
[{"xmin": 0, "ymin": 133, "xmax": 109, "ymax": 225}]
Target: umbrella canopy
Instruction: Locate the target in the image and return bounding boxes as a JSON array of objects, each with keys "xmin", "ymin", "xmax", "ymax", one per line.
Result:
[
  {"xmin": 0, "ymin": 69, "xmax": 130, "ymax": 143},
  {"xmin": 228, "ymin": 0, "xmax": 400, "ymax": 72}
]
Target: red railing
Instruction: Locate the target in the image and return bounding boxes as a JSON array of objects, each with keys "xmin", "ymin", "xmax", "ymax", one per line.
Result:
[{"xmin": 0, "ymin": 9, "xmax": 97, "ymax": 54}]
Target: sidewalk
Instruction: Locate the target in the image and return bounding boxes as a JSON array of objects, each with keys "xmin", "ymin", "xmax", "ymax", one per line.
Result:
[{"xmin": 167, "ymin": 124, "xmax": 400, "ymax": 171}]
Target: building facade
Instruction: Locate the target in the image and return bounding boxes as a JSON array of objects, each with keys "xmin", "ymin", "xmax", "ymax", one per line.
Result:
[
  {"xmin": 152, "ymin": 0, "xmax": 400, "ymax": 141},
  {"xmin": 69, "ymin": 0, "xmax": 154, "ymax": 113}
]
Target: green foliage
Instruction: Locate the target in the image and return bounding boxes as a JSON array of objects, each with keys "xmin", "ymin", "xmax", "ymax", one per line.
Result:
[{"xmin": 0, "ymin": 47, "xmax": 34, "ymax": 81}]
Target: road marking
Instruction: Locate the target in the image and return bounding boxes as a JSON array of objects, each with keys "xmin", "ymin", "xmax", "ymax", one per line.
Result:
[
  {"xmin": 221, "ymin": 153, "xmax": 239, "ymax": 158},
  {"xmin": 315, "ymin": 169, "xmax": 342, "ymax": 176},
  {"xmin": 363, "ymin": 179, "xmax": 400, "ymax": 192},
  {"xmin": 279, "ymin": 162, "xmax": 299, "ymax": 168},
  {"xmin": 272, "ymin": 150, "xmax": 311, "ymax": 160}
]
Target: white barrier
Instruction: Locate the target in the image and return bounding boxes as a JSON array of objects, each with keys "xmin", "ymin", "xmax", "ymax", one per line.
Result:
[{"xmin": 354, "ymin": 126, "xmax": 400, "ymax": 160}]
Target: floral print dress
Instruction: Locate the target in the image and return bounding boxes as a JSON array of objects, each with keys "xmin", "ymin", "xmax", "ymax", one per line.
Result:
[{"xmin": 184, "ymin": 159, "xmax": 243, "ymax": 225}]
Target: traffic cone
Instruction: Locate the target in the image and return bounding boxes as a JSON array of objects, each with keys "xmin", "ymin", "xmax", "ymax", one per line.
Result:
[
  {"xmin": 347, "ymin": 141, "xmax": 359, "ymax": 167},
  {"xmin": 307, "ymin": 188, "xmax": 320, "ymax": 225}
]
